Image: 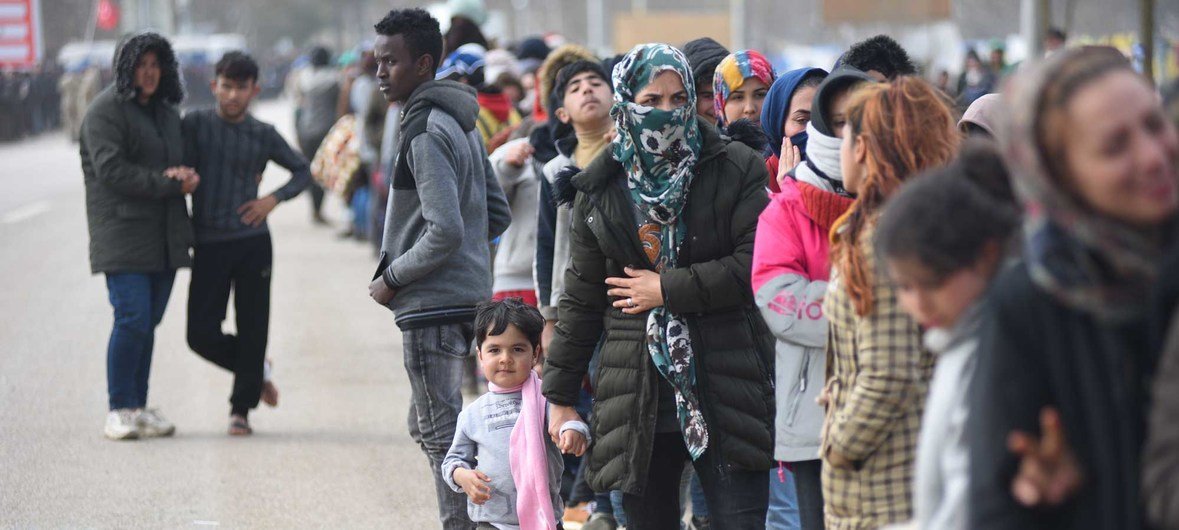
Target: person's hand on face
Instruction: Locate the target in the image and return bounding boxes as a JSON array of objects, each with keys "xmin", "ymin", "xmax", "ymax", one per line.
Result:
[
  {"xmin": 777, "ymin": 139, "xmax": 802, "ymax": 189},
  {"xmin": 606, "ymin": 267, "xmax": 663, "ymax": 315}
]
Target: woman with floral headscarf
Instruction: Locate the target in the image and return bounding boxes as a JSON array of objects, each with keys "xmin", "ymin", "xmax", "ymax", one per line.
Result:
[
  {"xmin": 972, "ymin": 46, "xmax": 1178, "ymax": 530},
  {"xmin": 542, "ymin": 43, "xmax": 775, "ymax": 529},
  {"xmin": 713, "ymin": 49, "xmax": 776, "ymax": 131}
]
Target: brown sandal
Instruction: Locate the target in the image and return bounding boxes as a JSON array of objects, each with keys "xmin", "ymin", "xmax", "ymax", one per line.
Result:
[{"xmin": 229, "ymin": 415, "xmax": 252, "ymax": 436}]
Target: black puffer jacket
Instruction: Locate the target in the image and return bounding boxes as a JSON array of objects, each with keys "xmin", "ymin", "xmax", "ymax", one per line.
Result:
[
  {"xmin": 79, "ymin": 32, "xmax": 192, "ymax": 274},
  {"xmin": 542, "ymin": 122, "xmax": 775, "ymax": 495}
]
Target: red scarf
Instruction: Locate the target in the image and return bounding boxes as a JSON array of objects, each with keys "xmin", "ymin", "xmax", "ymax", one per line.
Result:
[
  {"xmin": 477, "ymin": 91, "xmax": 515, "ymax": 123},
  {"xmin": 797, "ymin": 181, "xmax": 854, "ymax": 238}
]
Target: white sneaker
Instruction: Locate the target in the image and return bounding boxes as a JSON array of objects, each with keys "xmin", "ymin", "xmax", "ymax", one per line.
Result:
[
  {"xmin": 104, "ymin": 409, "xmax": 140, "ymax": 440},
  {"xmin": 136, "ymin": 408, "xmax": 176, "ymax": 438}
]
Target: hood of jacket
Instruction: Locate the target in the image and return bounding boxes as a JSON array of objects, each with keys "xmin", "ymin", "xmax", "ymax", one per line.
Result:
[
  {"xmin": 810, "ymin": 67, "xmax": 875, "ymax": 137},
  {"xmin": 402, "ymin": 79, "xmax": 480, "ymax": 133},
  {"xmin": 113, "ymin": 32, "xmax": 184, "ymax": 105}
]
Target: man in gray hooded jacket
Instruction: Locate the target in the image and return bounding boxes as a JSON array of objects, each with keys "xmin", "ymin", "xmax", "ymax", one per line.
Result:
[{"xmin": 367, "ymin": 9, "xmax": 510, "ymax": 530}]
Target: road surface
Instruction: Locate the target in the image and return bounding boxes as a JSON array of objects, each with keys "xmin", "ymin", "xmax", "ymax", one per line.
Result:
[{"xmin": 0, "ymin": 98, "xmax": 444, "ymax": 528}]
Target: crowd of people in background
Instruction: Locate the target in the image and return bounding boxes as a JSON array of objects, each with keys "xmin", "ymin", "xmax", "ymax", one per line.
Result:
[
  {"xmin": 68, "ymin": 1, "xmax": 1179, "ymax": 529},
  {"xmin": 0, "ymin": 66, "xmax": 66, "ymax": 142}
]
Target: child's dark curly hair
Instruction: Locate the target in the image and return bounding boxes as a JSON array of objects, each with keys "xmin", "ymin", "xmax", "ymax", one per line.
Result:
[{"xmin": 475, "ymin": 298, "xmax": 545, "ymax": 350}]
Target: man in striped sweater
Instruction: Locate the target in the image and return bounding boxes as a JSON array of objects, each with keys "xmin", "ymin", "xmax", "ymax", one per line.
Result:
[{"xmin": 182, "ymin": 51, "xmax": 312, "ymax": 436}]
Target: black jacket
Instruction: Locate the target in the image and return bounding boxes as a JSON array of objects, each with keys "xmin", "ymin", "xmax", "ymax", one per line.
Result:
[
  {"xmin": 79, "ymin": 33, "xmax": 191, "ymax": 274},
  {"xmin": 969, "ymin": 262, "xmax": 1153, "ymax": 530},
  {"xmin": 542, "ymin": 122, "xmax": 775, "ymax": 495}
]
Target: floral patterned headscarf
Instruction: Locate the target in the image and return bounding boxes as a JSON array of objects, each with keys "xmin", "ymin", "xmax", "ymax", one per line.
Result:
[
  {"xmin": 712, "ymin": 50, "xmax": 776, "ymax": 128},
  {"xmin": 610, "ymin": 43, "xmax": 709, "ymax": 460}
]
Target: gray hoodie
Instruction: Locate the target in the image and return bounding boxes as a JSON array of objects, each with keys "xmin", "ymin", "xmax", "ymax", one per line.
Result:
[{"xmin": 377, "ymin": 80, "xmax": 512, "ymax": 330}]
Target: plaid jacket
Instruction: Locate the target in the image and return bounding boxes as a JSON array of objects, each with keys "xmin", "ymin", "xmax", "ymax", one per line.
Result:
[{"xmin": 820, "ymin": 227, "xmax": 935, "ymax": 530}]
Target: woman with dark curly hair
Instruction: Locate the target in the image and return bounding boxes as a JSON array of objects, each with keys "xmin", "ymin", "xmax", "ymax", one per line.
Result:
[{"xmin": 80, "ymin": 32, "xmax": 197, "ymax": 441}]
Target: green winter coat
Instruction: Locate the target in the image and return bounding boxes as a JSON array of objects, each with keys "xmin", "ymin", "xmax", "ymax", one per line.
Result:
[
  {"xmin": 79, "ymin": 32, "xmax": 191, "ymax": 275},
  {"xmin": 542, "ymin": 122, "xmax": 775, "ymax": 495},
  {"xmin": 79, "ymin": 87, "xmax": 191, "ymax": 274}
]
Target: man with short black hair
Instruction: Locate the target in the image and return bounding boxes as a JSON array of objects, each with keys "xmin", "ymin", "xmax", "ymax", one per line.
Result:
[
  {"xmin": 838, "ymin": 34, "xmax": 918, "ymax": 81},
  {"xmin": 367, "ymin": 9, "xmax": 511, "ymax": 529},
  {"xmin": 182, "ymin": 51, "xmax": 312, "ymax": 436}
]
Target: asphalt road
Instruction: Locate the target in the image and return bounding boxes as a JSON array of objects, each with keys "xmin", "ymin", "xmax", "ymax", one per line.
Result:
[{"xmin": 0, "ymin": 99, "xmax": 444, "ymax": 528}]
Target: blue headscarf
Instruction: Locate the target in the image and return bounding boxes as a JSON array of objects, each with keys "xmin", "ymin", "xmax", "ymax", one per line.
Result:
[{"xmin": 760, "ymin": 67, "xmax": 827, "ymax": 157}]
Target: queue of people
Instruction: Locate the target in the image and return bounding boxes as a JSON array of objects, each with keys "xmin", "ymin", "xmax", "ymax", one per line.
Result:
[{"xmin": 73, "ymin": 4, "xmax": 1179, "ymax": 530}]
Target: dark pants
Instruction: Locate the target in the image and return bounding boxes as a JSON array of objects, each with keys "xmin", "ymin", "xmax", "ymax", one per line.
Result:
[
  {"xmin": 792, "ymin": 459, "xmax": 824, "ymax": 530},
  {"xmin": 623, "ymin": 433, "xmax": 769, "ymax": 530},
  {"xmin": 403, "ymin": 323, "xmax": 476, "ymax": 530},
  {"xmin": 186, "ymin": 234, "xmax": 273, "ymax": 415},
  {"xmin": 298, "ymin": 135, "xmax": 327, "ymax": 216},
  {"xmin": 105, "ymin": 271, "xmax": 176, "ymax": 410}
]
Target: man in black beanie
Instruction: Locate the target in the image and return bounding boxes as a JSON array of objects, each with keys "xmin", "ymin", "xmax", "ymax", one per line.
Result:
[{"xmin": 681, "ymin": 37, "xmax": 730, "ymax": 126}]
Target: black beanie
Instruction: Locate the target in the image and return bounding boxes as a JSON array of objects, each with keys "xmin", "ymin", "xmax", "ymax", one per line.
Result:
[
  {"xmin": 810, "ymin": 67, "xmax": 877, "ymax": 137},
  {"xmin": 517, "ymin": 37, "xmax": 551, "ymax": 61},
  {"xmin": 682, "ymin": 37, "xmax": 730, "ymax": 90}
]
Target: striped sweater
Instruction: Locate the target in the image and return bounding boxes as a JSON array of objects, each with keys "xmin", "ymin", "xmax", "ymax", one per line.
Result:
[{"xmin": 182, "ymin": 108, "xmax": 312, "ymax": 244}]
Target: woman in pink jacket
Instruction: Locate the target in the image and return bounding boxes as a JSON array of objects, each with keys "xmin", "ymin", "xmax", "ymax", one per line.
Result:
[{"xmin": 752, "ymin": 69, "xmax": 867, "ymax": 530}]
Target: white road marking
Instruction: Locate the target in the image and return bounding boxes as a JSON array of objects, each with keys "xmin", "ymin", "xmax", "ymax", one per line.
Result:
[
  {"xmin": 0, "ymin": 201, "xmax": 50, "ymax": 224},
  {"xmin": 193, "ymin": 521, "xmax": 220, "ymax": 526}
]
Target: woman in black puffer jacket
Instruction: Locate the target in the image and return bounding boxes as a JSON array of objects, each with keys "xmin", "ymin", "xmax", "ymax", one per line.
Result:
[{"xmin": 542, "ymin": 43, "xmax": 774, "ymax": 530}]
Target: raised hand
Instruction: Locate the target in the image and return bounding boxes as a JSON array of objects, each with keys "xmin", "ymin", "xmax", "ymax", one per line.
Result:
[{"xmin": 1008, "ymin": 407, "xmax": 1084, "ymax": 507}]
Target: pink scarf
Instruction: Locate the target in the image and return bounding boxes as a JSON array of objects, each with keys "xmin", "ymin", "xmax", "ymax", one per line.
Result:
[{"xmin": 489, "ymin": 370, "xmax": 555, "ymax": 530}]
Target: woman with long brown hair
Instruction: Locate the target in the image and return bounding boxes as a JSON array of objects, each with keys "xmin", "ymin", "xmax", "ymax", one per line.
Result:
[{"xmin": 818, "ymin": 77, "xmax": 959, "ymax": 529}]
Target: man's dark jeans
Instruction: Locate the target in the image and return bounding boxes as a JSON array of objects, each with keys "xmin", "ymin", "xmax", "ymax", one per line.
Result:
[
  {"xmin": 403, "ymin": 322, "xmax": 476, "ymax": 530},
  {"xmin": 623, "ymin": 432, "xmax": 769, "ymax": 530},
  {"xmin": 105, "ymin": 271, "xmax": 176, "ymax": 410},
  {"xmin": 186, "ymin": 234, "xmax": 273, "ymax": 415}
]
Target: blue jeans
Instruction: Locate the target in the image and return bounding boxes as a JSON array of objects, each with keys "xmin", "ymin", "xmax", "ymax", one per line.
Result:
[
  {"xmin": 105, "ymin": 271, "xmax": 176, "ymax": 410},
  {"xmin": 690, "ymin": 470, "xmax": 710, "ymax": 518},
  {"xmin": 403, "ymin": 323, "xmax": 475, "ymax": 530},
  {"xmin": 767, "ymin": 464, "xmax": 801, "ymax": 529},
  {"xmin": 351, "ymin": 186, "xmax": 370, "ymax": 238}
]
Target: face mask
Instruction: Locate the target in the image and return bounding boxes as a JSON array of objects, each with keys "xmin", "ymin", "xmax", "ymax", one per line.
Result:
[{"xmin": 789, "ymin": 130, "xmax": 809, "ymax": 161}]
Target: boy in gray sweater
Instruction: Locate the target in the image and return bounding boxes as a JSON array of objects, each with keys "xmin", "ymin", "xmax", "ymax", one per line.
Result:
[
  {"xmin": 366, "ymin": 9, "xmax": 511, "ymax": 530},
  {"xmin": 443, "ymin": 299, "xmax": 589, "ymax": 530}
]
